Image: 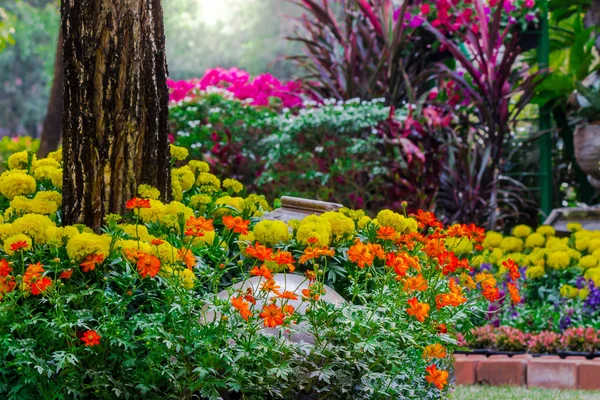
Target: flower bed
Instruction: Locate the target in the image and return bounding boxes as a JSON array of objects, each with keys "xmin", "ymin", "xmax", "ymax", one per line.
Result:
[{"xmin": 0, "ymin": 147, "xmax": 513, "ymax": 398}]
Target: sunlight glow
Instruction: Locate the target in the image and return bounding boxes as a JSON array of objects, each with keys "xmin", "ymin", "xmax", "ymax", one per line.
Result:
[{"xmin": 198, "ymin": 0, "xmax": 235, "ymax": 26}]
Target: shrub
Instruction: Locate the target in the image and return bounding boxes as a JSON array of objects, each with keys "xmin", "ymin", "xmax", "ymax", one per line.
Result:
[{"xmin": 0, "ymin": 147, "xmax": 503, "ymax": 398}]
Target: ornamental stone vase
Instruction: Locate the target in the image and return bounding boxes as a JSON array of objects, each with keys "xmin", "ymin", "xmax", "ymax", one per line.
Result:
[{"xmin": 574, "ymin": 122, "xmax": 600, "ymax": 190}]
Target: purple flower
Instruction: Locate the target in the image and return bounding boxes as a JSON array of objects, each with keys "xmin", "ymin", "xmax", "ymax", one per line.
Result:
[
  {"xmin": 559, "ymin": 315, "xmax": 572, "ymax": 330},
  {"xmin": 525, "ymin": 13, "xmax": 535, "ymax": 23},
  {"xmin": 409, "ymin": 15, "xmax": 425, "ymax": 29}
]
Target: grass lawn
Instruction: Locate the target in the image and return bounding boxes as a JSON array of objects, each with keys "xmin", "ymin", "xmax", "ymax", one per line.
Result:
[{"xmin": 453, "ymin": 385, "xmax": 600, "ymax": 399}]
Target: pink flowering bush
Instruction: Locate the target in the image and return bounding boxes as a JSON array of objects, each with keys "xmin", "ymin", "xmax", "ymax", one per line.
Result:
[
  {"xmin": 528, "ymin": 331, "xmax": 562, "ymax": 354},
  {"xmin": 494, "ymin": 326, "xmax": 529, "ymax": 352},
  {"xmin": 561, "ymin": 327, "xmax": 600, "ymax": 353},
  {"xmin": 167, "ymin": 67, "xmax": 306, "ymax": 109}
]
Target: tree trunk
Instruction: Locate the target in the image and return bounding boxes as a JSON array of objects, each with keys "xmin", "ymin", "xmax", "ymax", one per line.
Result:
[
  {"xmin": 39, "ymin": 28, "xmax": 63, "ymax": 158},
  {"xmin": 61, "ymin": 0, "xmax": 171, "ymax": 230}
]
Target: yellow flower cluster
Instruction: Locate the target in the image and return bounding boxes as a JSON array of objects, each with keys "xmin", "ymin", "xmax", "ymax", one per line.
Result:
[
  {"xmin": 223, "ymin": 178, "xmax": 243, "ymax": 194},
  {"xmin": 253, "ymin": 220, "xmax": 290, "ymax": 246},
  {"xmin": 170, "ymin": 144, "xmax": 189, "ymax": 161},
  {"xmin": 375, "ymin": 210, "xmax": 418, "ymax": 234}
]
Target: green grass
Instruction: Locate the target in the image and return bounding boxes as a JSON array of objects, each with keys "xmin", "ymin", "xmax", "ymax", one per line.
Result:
[{"xmin": 453, "ymin": 385, "xmax": 600, "ymax": 400}]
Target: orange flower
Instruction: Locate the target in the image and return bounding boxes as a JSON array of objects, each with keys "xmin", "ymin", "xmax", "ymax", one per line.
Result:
[
  {"xmin": 482, "ymin": 284, "xmax": 500, "ymax": 302},
  {"xmin": 413, "ymin": 210, "xmax": 443, "ymax": 229},
  {"xmin": 299, "ymin": 246, "xmax": 335, "ymax": 264},
  {"xmin": 436, "ymin": 279, "xmax": 467, "ymax": 309},
  {"xmin": 475, "ymin": 272, "xmax": 497, "ymax": 287},
  {"xmin": 304, "ymin": 270, "xmax": 317, "ymax": 282},
  {"xmin": 507, "ymin": 282, "xmax": 521, "ymax": 304},
  {"xmin": 302, "ymin": 284, "xmax": 324, "ymax": 301},
  {"xmin": 0, "ymin": 259, "xmax": 11, "ymax": 277},
  {"xmin": 222, "ymin": 215, "xmax": 250, "ymax": 235},
  {"xmin": 0, "ymin": 276, "xmax": 16, "ymax": 299},
  {"xmin": 126, "ymin": 198, "xmax": 151, "ymax": 209},
  {"xmin": 60, "ymin": 269, "xmax": 73, "ymax": 279},
  {"xmin": 260, "ymin": 279, "xmax": 281, "ymax": 295},
  {"xmin": 231, "ymin": 296, "xmax": 252, "ymax": 321},
  {"xmin": 406, "ymin": 297, "xmax": 430, "ymax": 322},
  {"xmin": 278, "ymin": 291, "xmax": 299, "ymax": 300},
  {"xmin": 437, "ymin": 251, "xmax": 458, "ymax": 275},
  {"xmin": 347, "ymin": 240, "xmax": 374, "ymax": 269},
  {"xmin": 23, "ymin": 262, "xmax": 44, "ymax": 288},
  {"xmin": 465, "ymin": 223, "xmax": 485, "ymax": 243},
  {"xmin": 376, "ymin": 226, "xmax": 397, "ymax": 240},
  {"xmin": 423, "ymin": 343, "xmax": 447, "ymax": 360},
  {"xmin": 271, "ymin": 250, "xmax": 295, "ymax": 272},
  {"xmin": 283, "ymin": 304, "xmax": 295, "ymax": 316},
  {"xmin": 184, "ymin": 228, "xmax": 205, "ymax": 238},
  {"xmin": 259, "ymin": 304, "xmax": 285, "ymax": 328},
  {"xmin": 404, "ymin": 274, "xmax": 428, "ymax": 293},
  {"xmin": 137, "ymin": 253, "xmax": 161, "ymax": 278},
  {"xmin": 367, "ymin": 243, "xmax": 385, "ymax": 260},
  {"xmin": 436, "ymin": 323, "xmax": 448, "ymax": 334},
  {"xmin": 177, "ymin": 248, "xmax": 196, "ymax": 269},
  {"xmin": 250, "ymin": 264, "xmax": 273, "ymax": 280},
  {"xmin": 151, "ymin": 238, "xmax": 165, "ymax": 246},
  {"xmin": 245, "ymin": 244, "xmax": 273, "ymax": 262},
  {"xmin": 307, "ymin": 237, "xmax": 319, "ymax": 245},
  {"xmin": 80, "ymin": 254, "xmax": 104, "ymax": 273},
  {"xmin": 425, "ymin": 364, "xmax": 448, "ymax": 390},
  {"xmin": 244, "ymin": 287, "xmax": 256, "ymax": 304},
  {"xmin": 460, "ymin": 273, "xmax": 476, "ymax": 290},
  {"xmin": 81, "ymin": 330, "xmax": 101, "ymax": 346},
  {"xmin": 502, "ymin": 258, "xmax": 521, "ymax": 282},
  {"xmin": 30, "ymin": 276, "xmax": 52, "ymax": 295},
  {"xmin": 386, "ymin": 252, "xmax": 409, "ymax": 277},
  {"xmin": 423, "ymin": 239, "xmax": 446, "ymax": 259},
  {"xmin": 10, "ymin": 241, "xmax": 29, "ymax": 252},
  {"xmin": 186, "ymin": 216, "xmax": 214, "ymax": 232},
  {"xmin": 446, "ymin": 224, "xmax": 470, "ymax": 238}
]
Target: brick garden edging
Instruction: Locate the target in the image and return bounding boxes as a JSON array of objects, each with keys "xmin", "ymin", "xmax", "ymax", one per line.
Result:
[{"xmin": 455, "ymin": 354, "xmax": 600, "ymax": 390}]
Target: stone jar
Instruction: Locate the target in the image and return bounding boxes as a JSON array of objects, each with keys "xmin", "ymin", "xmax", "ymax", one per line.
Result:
[{"xmin": 574, "ymin": 122, "xmax": 600, "ymax": 189}]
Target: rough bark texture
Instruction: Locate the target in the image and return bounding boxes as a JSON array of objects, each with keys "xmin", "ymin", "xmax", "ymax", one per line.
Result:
[
  {"xmin": 39, "ymin": 29, "xmax": 64, "ymax": 158},
  {"xmin": 61, "ymin": 0, "xmax": 171, "ymax": 230}
]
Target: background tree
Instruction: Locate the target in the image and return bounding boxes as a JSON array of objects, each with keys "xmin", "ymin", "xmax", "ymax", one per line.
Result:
[
  {"xmin": 38, "ymin": 28, "xmax": 62, "ymax": 157},
  {"xmin": 61, "ymin": 0, "xmax": 171, "ymax": 229}
]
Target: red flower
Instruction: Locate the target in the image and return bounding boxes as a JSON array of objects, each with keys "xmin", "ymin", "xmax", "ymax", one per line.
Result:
[
  {"xmin": 60, "ymin": 269, "xmax": 73, "ymax": 279},
  {"xmin": 413, "ymin": 210, "xmax": 443, "ymax": 229},
  {"xmin": 151, "ymin": 239, "xmax": 165, "ymax": 246},
  {"xmin": 245, "ymin": 244, "xmax": 273, "ymax": 262},
  {"xmin": 10, "ymin": 241, "xmax": 29, "ymax": 252},
  {"xmin": 80, "ymin": 254, "xmax": 104, "ymax": 273},
  {"xmin": 482, "ymin": 285, "xmax": 500, "ymax": 302},
  {"xmin": 126, "ymin": 198, "xmax": 151, "ymax": 209},
  {"xmin": 0, "ymin": 259, "xmax": 11, "ymax": 277},
  {"xmin": 81, "ymin": 330, "xmax": 101, "ymax": 346},
  {"xmin": 503, "ymin": 259, "xmax": 521, "ymax": 282},
  {"xmin": 30, "ymin": 277, "xmax": 52, "ymax": 295}
]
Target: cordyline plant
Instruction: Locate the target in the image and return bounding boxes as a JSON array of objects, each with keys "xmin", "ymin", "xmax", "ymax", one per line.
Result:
[
  {"xmin": 423, "ymin": 0, "xmax": 546, "ymax": 229},
  {"xmin": 287, "ymin": 0, "xmax": 437, "ymax": 106}
]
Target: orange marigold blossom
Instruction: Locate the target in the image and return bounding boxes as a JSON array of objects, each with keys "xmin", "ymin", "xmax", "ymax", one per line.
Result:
[
  {"xmin": 271, "ymin": 250, "xmax": 295, "ymax": 269},
  {"xmin": 245, "ymin": 243, "xmax": 273, "ymax": 262},
  {"xmin": 299, "ymin": 246, "xmax": 335, "ymax": 264},
  {"xmin": 437, "ymin": 251, "xmax": 458, "ymax": 275},
  {"xmin": 475, "ymin": 272, "xmax": 496, "ymax": 287},
  {"xmin": 502, "ymin": 258, "xmax": 521, "ymax": 282},
  {"xmin": 386, "ymin": 252, "xmax": 409, "ymax": 277},
  {"xmin": 259, "ymin": 304, "xmax": 285, "ymax": 328},
  {"xmin": 446, "ymin": 224, "xmax": 470, "ymax": 238},
  {"xmin": 367, "ymin": 243, "xmax": 385, "ymax": 260},
  {"xmin": 125, "ymin": 197, "xmax": 151, "ymax": 209},
  {"xmin": 230, "ymin": 296, "xmax": 252, "ymax": 321},
  {"xmin": 136, "ymin": 253, "xmax": 161, "ymax": 278},
  {"xmin": 482, "ymin": 284, "xmax": 500, "ymax": 302},
  {"xmin": 23, "ymin": 262, "xmax": 44, "ymax": 288},
  {"xmin": 260, "ymin": 279, "xmax": 281, "ymax": 295},
  {"xmin": 403, "ymin": 274, "xmax": 428, "ymax": 292},
  {"xmin": 413, "ymin": 210, "xmax": 443, "ymax": 229},
  {"xmin": 80, "ymin": 253, "xmax": 104, "ymax": 273},
  {"xmin": 406, "ymin": 297, "xmax": 430, "ymax": 323},
  {"xmin": 177, "ymin": 248, "xmax": 196, "ymax": 269},
  {"xmin": 10, "ymin": 241, "xmax": 29, "ymax": 252},
  {"xmin": 81, "ymin": 330, "xmax": 101, "ymax": 346},
  {"xmin": 460, "ymin": 273, "xmax": 476, "ymax": 290},
  {"xmin": 302, "ymin": 284, "xmax": 324, "ymax": 301},
  {"xmin": 151, "ymin": 238, "xmax": 165, "ymax": 246},
  {"xmin": 283, "ymin": 304, "xmax": 295, "ymax": 316},
  {"xmin": 278, "ymin": 291, "xmax": 299, "ymax": 300},
  {"xmin": 222, "ymin": 215, "xmax": 250, "ymax": 235},
  {"xmin": 60, "ymin": 269, "xmax": 73, "ymax": 279},
  {"xmin": 0, "ymin": 276, "xmax": 16, "ymax": 298},
  {"xmin": 425, "ymin": 364, "xmax": 449, "ymax": 390},
  {"xmin": 186, "ymin": 216, "xmax": 214, "ymax": 232},
  {"xmin": 250, "ymin": 264, "xmax": 273, "ymax": 280},
  {"xmin": 30, "ymin": 276, "xmax": 52, "ymax": 295},
  {"xmin": 507, "ymin": 282, "xmax": 521, "ymax": 304},
  {"xmin": 0, "ymin": 259, "xmax": 11, "ymax": 277},
  {"xmin": 376, "ymin": 226, "xmax": 396, "ymax": 240},
  {"xmin": 435, "ymin": 279, "xmax": 467, "ymax": 309},
  {"xmin": 423, "ymin": 343, "xmax": 447, "ymax": 360},
  {"xmin": 347, "ymin": 240, "xmax": 375, "ymax": 269},
  {"xmin": 423, "ymin": 239, "xmax": 446, "ymax": 259},
  {"xmin": 465, "ymin": 223, "xmax": 485, "ymax": 242}
]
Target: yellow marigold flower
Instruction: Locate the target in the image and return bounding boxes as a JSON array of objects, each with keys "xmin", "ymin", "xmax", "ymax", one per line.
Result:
[
  {"xmin": 31, "ymin": 157, "xmax": 60, "ymax": 172},
  {"xmin": 584, "ymin": 267, "xmax": 600, "ymax": 280},
  {"xmin": 214, "ymin": 196, "xmax": 245, "ymax": 217},
  {"xmin": 160, "ymin": 201, "xmax": 194, "ymax": 229},
  {"xmin": 471, "ymin": 253, "xmax": 487, "ymax": 268},
  {"xmin": 115, "ymin": 239, "xmax": 153, "ymax": 254},
  {"xmin": 189, "ymin": 230, "xmax": 215, "ymax": 246},
  {"xmin": 178, "ymin": 268, "xmax": 196, "ymax": 289},
  {"xmin": 592, "ymin": 249, "xmax": 600, "ymax": 261},
  {"xmin": 0, "ymin": 224, "xmax": 13, "ymax": 241},
  {"xmin": 138, "ymin": 184, "xmax": 161, "ymax": 200},
  {"xmin": 48, "ymin": 149, "xmax": 62, "ymax": 163},
  {"xmin": 151, "ymin": 242, "xmax": 179, "ymax": 265},
  {"xmin": 580, "ymin": 255, "xmax": 598, "ymax": 269},
  {"xmin": 499, "ymin": 236, "xmax": 524, "ymax": 253},
  {"xmin": 238, "ymin": 231, "xmax": 255, "ymax": 244},
  {"xmin": 526, "ymin": 266, "xmax": 545, "ymax": 279},
  {"xmin": 579, "ymin": 288, "xmax": 590, "ymax": 300},
  {"xmin": 405, "ymin": 218, "xmax": 418, "ymax": 233},
  {"xmin": 196, "ymin": 172, "xmax": 221, "ymax": 193},
  {"xmin": 320, "ymin": 211, "xmax": 355, "ymax": 240},
  {"xmin": 46, "ymin": 226, "xmax": 79, "ymax": 246},
  {"xmin": 445, "ymin": 237, "xmax": 473, "ymax": 255},
  {"xmin": 339, "ymin": 207, "xmax": 365, "ymax": 222},
  {"xmin": 0, "ymin": 170, "xmax": 37, "ymax": 200},
  {"xmin": 489, "ymin": 248, "xmax": 504, "ymax": 263},
  {"xmin": 512, "ymin": 224, "xmax": 532, "ymax": 238},
  {"xmin": 118, "ymin": 224, "xmax": 153, "ymax": 242},
  {"xmin": 287, "ymin": 219, "xmax": 301, "ymax": 231},
  {"xmin": 35, "ymin": 191, "xmax": 62, "ymax": 207},
  {"xmin": 483, "ymin": 231, "xmax": 503, "ymax": 249},
  {"xmin": 576, "ymin": 237, "xmax": 590, "ymax": 252},
  {"xmin": 423, "ymin": 343, "xmax": 447, "ymax": 360},
  {"xmin": 568, "ymin": 249, "xmax": 581, "ymax": 262},
  {"xmin": 189, "ymin": 194, "xmax": 212, "ymax": 209},
  {"xmin": 66, "ymin": 233, "xmax": 111, "ymax": 261},
  {"xmin": 357, "ymin": 216, "xmax": 373, "ymax": 229},
  {"xmin": 4, "ymin": 233, "xmax": 32, "ymax": 255},
  {"xmin": 32, "ymin": 166, "xmax": 63, "ymax": 188},
  {"xmin": 223, "ymin": 178, "xmax": 243, "ymax": 194},
  {"xmin": 172, "ymin": 179, "xmax": 183, "ymax": 201},
  {"xmin": 7, "ymin": 150, "xmax": 35, "ymax": 170},
  {"xmin": 244, "ymin": 194, "xmax": 269, "ymax": 216},
  {"xmin": 536, "ymin": 225, "xmax": 556, "ymax": 237},
  {"xmin": 11, "ymin": 214, "xmax": 55, "ymax": 244},
  {"xmin": 253, "ymin": 220, "xmax": 290, "ymax": 246},
  {"xmin": 296, "ymin": 218, "xmax": 331, "ymax": 247},
  {"xmin": 376, "ymin": 210, "xmax": 410, "ymax": 233},
  {"xmin": 567, "ymin": 222, "xmax": 583, "ymax": 232},
  {"xmin": 546, "ymin": 251, "xmax": 571, "ymax": 269},
  {"xmin": 560, "ymin": 284, "xmax": 578, "ymax": 299},
  {"xmin": 188, "ymin": 160, "xmax": 210, "ymax": 174},
  {"xmin": 525, "ymin": 233, "xmax": 545, "ymax": 248},
  {"xmin": 588, "ymin": 239, "xmax": 600, "ymax": 253},
  {"xmin": 173, "ymin": 166, "xmax": 195, "ymax": 192},
  {"xmin": 137, "ymin": 199, "xmax": 166, "ymax": 223},
  {"xmin": 169, "ymin": 144, "xmax": 189, "ymax": 161}
]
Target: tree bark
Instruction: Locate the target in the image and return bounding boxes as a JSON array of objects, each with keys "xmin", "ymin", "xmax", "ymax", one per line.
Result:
[
  {"xmin": 39, "ymin": 28, "xmax": 64, "ymax": 158},
  {"xmin": 61, "ymin": 0, "xmax": 171, "ymax": 230}
]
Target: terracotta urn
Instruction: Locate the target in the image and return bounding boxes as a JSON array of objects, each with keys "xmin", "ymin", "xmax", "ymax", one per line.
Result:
[{"xmin": 574, "ymin": 122, "xmax": 600, "ymax": 189}]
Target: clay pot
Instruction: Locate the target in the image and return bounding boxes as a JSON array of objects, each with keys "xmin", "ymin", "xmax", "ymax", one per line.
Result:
[{"xmin": 574, "ymin": 122, "xmax": 600, "ymax": 189}]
